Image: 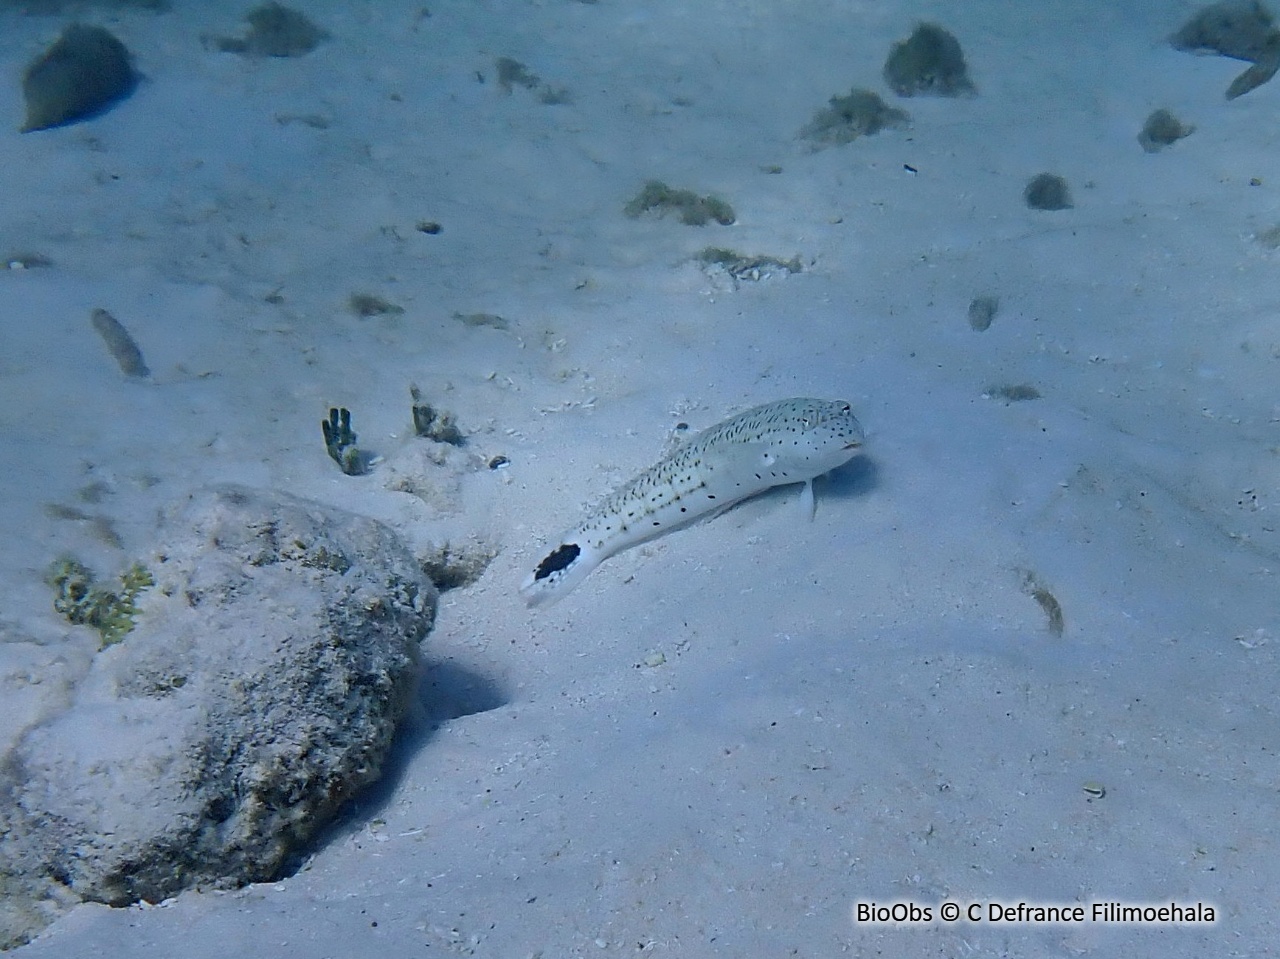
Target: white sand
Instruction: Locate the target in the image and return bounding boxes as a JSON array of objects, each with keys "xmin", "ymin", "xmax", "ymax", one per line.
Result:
[{"xmin": 2, "ymin": 0, "xmax": 1277, "ymax": 954}]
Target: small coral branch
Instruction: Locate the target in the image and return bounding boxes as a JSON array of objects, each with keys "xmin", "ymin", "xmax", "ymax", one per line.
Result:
[{"xmin": 322, "ymin": 407, "xmax": 365, "ymax": 475}]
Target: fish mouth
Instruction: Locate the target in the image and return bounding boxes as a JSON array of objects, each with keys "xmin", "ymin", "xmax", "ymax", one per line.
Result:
[{"xmin": 843, "ymin": 440, "xmax": 863, "ymax": 450}]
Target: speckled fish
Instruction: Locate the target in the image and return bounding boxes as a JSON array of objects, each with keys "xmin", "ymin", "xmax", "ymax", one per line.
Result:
[{"xmin": 520, "ymin": 397, "xmax": 865, "ymax": 607}]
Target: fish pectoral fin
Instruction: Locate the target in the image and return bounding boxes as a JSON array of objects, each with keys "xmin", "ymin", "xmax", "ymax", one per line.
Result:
[{"xmin": 799, "ymin": 478, "xmax": 815, "ymax": 520}]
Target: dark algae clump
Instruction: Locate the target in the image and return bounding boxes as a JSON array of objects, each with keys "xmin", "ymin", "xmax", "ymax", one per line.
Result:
[
  {"xmin": 1171, "ymin": 1, "xmax": 1280, "ymax": 98},
  {"xmin": 800, "ymin": 88, "xmax": 909, "ymax": 147},
  {"xmin": 884, "ymin": 23, "xmax": 975, "ymax": 97},
  {"xmin": 624, "ymin": 181, "xmax": 736, "ymax": 226},
  {"xmin": 21, "ymin": 24, "xmax": 137, "ymax": 132},
  {"xmin": 215, "ymin": 2, "xmax": 329, "ymax": 57},
  {"xmin": 493, "ymin": 56, "xmax": 571, "ymax": 104},
  {"xmin": 1024, "ymin": 173, "xmax": 1072, "ymax": 211},
  {"xmin": 1138, "ymin": 109, "xmax": 1194, "ymax": 152},
  {"xmin": 988, "ymin": 384, "xmax": 1042, "ymax": 402},
  {"xmin": 1021, "ymin": 571, "xmax": 1065, "ymax": 636},
  {"xmin": 968, "ymin": 295, "xmax": 999, "ymax": 332},
  {"xmin": 348, "ymin": 292, "xmax": 404, "ymax": 317},
  {"xmin": 90, "ymin": 308, "xmax": 150, "ymax": 378},
  {"xmin": 1172, "ymin": 0, "xmax": 1275, "ymax": 59},
  {"xmin": 496, "ymin": 56, "xmax": 539, "ymax": 92}
]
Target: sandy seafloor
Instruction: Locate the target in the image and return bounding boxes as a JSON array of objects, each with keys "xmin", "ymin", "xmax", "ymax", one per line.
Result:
[{"xmin": 2, "ymin": 0, "xmax": 1279, "ymax": 955}]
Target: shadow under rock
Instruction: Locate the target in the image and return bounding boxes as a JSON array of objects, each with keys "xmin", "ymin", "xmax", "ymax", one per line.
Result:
[
  {"xmin": 413, "ymin": 658, "xmax": 509, "ymax": 726},
  {"xmin": 295, "ymin": 658, "xmax": 508, "ymax": 866}
]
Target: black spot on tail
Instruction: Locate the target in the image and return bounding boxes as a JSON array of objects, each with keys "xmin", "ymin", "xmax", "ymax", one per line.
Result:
[{"xmin": 534, "ymin": 543, "xmax": 581, "ymax": 581}]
